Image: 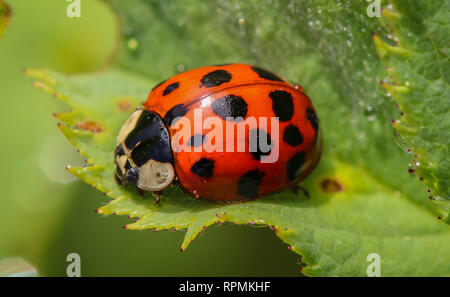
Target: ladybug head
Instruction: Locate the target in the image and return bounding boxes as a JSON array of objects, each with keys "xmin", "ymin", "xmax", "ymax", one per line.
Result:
[{"xmin": 114, "ymin": 108, "xmax": 175, "ymax": 192}]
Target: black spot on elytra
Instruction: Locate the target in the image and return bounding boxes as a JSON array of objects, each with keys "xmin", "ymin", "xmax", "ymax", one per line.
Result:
[
  {"xmin": 212, "ymin": 95, "xmax": 248, "ymax": 121},
  {"xmin": 286, "ymin": 152, "xmax": 305, "ymax": 181},
  {"xmin": 249, "ymin": 129, "xmax": 272, "ymax": 160},
  {"xmin": 251, "ymin": 66, "xmax": 283, "ymax": 82},
  {"xmin": 237, "ymin": 170, "xmax": 265, "ymax": 198},
  {"xmin": 191, "ymin": 158, "xmax": 215, "ymax": 178},
  {"xmin": 163, "ymin": 82, "xmax": 180, "ymax": 96},
  {"xmin": 187, "ymin": 134, "xmax": 206, "ymax": 147},
  {"xmin": 283, "ymin": 124, "xmax": 303, "ymax": 146},
  {"xmin": 306, "ymin": 108, "xmax": 319, "ymax": 131},
  {"xmin": 269, "ymin": 90, "xmax": 294, "ymax": 122},
  {"xmin": 163, "ymin": 104, "xmax": 188, "ymax": 126},
  {"xmin": 152, "ymin": 79, "xmax": 167, "ymax": 91},
  {"xmin": 201, "ymin": 69, "xmax": 232, "ymax": 87}
]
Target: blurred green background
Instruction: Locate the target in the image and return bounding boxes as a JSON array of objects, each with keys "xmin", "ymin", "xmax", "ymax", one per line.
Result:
[{"xmin": 0, "ymin": 0, "xmax": 300, "ymax": 276}]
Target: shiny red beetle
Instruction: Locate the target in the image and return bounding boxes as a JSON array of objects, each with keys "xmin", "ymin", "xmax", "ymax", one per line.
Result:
[{"xmin": 114, "ymin": 64, "xmax": 321, "ymax": 203}]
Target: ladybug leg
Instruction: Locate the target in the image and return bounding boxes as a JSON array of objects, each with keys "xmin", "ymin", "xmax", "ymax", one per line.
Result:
[
  {"xmin": 291, "ymin": 184, "xmax": 310, "ymax": 199},
  {"xmin": 153, "ymin": 190, "xmax": 163, "ymax": 205},
  {"xmin": 136, "ymin": 186, "xmax": 144, "ymax": 196}
]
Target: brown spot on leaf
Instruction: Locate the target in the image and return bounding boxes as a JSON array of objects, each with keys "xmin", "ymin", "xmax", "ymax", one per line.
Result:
[
  {"xmin": 321, "ymin": 178, "xmax": 343, "ymax": 193},
  {"xmin": 117, "ymin": 100, "xmax": 133, "ymax": 112},
  {"xmin": 33, "ymin": 81, "xmax": 44, "ymax": 89},
  {"xmin": 0, "ymin": 3, "xmax": 11, "ymax": 36},
  {"xmin": 75, "ymin": 121, "xmax": 103, "ymax": 133}
]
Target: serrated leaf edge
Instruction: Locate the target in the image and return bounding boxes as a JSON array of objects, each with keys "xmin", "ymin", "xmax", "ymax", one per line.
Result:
[{"xmin": 374, "ymin": 3, "xmax": 449, "ymax": 222}]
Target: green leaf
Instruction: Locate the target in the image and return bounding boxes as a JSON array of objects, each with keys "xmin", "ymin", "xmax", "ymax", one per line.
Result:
[
  {"xmin": 0, "ymin": 0, "xmax": 11, "ymax": 37},
  {"xmin": 373, "ymin": 1, "xmax": 450, "ymax": 217},
  {"xmin": 27, "ymin": 0, "xmax": 450, "ymax": 276}
]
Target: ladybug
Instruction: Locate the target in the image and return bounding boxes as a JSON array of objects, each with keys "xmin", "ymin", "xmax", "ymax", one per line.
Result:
[{"xmin": 114, "ymin": 64, "xmax": 321, "ymax": 204}]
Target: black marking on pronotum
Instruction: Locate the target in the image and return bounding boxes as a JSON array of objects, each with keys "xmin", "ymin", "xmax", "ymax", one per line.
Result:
[
  {"xmin": 121, "ymin": 110, "xmax": 172, "ymax": 165},
  {"xmin": 187, "ymin": 134, "xmax": 207, "ymax": 147},
  {"xmin": 124, "ymin": 160, "xmax": 132, "ymax": 170},
  {"xmin": 130, "ymin": 134, "xmax": 172, "ymax": 167},
  {"xmin": 163, "ymin": 82, "xmax": 180, "ymax": 96},
  {"xmin": 249, "ymin": 129, "xmax": 272, "ymax": 161},
  {"xmin": 190, "ymin": 158, "xmax": 215, "ymax": 178},
  {"xmin": 115, "ymin": 165, "xmax": 124, "ymax": 179},
  {"xmin": 114, "ymin": 158, "xmax": 125, "ymax": 185},
  {"xmin": 114, "ymin": 172, "xmax": 123, "ymax": 185},
  {"xmin": 306, "ymin": 108, "xmax": 319, "ymax": 131},
  {"xmin": 200, "ymin": 69, "xmax": 232, "ymax": 87},
  {"xmin": 283, "ymin": 124, "xmax": 303, "ymax": 146},
  {"xmin": 286, "ymin": 152, "xmax": 305, "ymax": 181},
  {"xmin": 269, "ymin": 90, "xmax": 294, "ymax": 122},
  {"xmin": 115, "ymin": 144, "xmax": 125, "ymax": 156},
  {"xmin": 212, "ymin": 94, "xmax": 248, "ymax": 121},
  {"xmin": 124, "ymin": 110, "xmax": 162, "ymax": 149},
  {"xmin": 237, "ymin": 170, "xmax": 265, "ymax": 198},
  {"xmin": 152, "ymin": 79, "xmax": 167, "ymax": 91},
  {"xmin": 163, "ymin": 104, "xmax": 188, "ymax": 126},
  {"xmin": 251, "ymin": 66, "xmax": 283, "ymax": 82}
]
